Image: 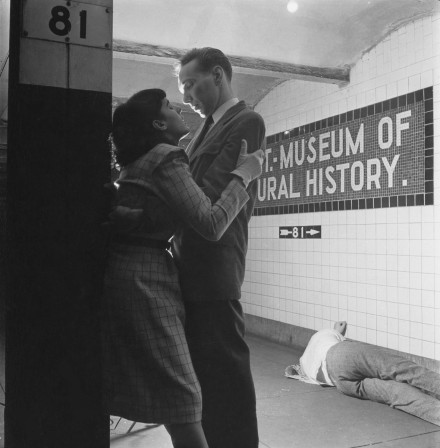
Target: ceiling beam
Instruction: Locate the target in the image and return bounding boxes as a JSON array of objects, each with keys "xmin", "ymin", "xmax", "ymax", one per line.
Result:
[{"xmin": 113, "ymin": 40, "xmax": 350, "ymax": 84}]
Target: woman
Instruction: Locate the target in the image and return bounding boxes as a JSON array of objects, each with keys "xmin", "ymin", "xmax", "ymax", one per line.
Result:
[{"xmin": 101, "ymin": 88, "xmax": 263, "ymax": 448}]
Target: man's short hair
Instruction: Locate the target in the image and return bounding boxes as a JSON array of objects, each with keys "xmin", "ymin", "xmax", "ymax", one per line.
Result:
[{"xmin": 177, "ymin": 47, "xmax": 233, "ymax": 81}]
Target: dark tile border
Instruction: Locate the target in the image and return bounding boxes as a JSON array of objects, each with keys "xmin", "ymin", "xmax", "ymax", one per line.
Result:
[
  {"xmin": 258, "ymin": 87, "xmax": 433, "ymax": 216},
  {"xmin": 253, "ymin": 194, "xmax": 430, "ymax": 215}
]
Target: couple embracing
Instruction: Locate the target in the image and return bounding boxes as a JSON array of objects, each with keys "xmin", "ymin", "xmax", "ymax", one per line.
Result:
[{"xmin": 101, "ymin": 47, "xmax": 266, "ymax": 448}]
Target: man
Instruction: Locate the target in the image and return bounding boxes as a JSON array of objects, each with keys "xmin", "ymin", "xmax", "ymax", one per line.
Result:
[
  {"xmin": 173, "ymin": 47, "xmax": 266, "ymax": 448},
  {"xmin": 285, "ymin": 322, "xmax": 440, "ymax": 426}
]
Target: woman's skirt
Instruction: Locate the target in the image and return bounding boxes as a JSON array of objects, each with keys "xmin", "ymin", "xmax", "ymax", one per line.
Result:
[{"xmin": 101, "ymin": 243, "xmax": 202, "ymax": 424}]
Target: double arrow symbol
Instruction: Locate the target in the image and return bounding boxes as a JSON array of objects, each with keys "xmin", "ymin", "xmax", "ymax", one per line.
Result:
[
  {"xmin": 279, "ymin": 226, "xmax": 321, "ymax": 238},
  {"xmin": 279, "ymin": 228, "xmax": 320, "ymax": 236}
]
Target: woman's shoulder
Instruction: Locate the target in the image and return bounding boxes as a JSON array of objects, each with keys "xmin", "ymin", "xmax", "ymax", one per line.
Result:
[
  {"xmin": 128, "ymin": 144, "xmax": 187, "ymax": 173},
  {"xmin": 148, "ymin": 143, "xmax": 186, "ymax": 161},
  {"xmin": 148, "ymin": 143, "xmax": 188, "ymax": 166}
]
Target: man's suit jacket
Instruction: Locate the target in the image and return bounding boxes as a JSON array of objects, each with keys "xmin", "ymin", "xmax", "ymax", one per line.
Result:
[{"xmin": 172, "ymin": 100, "xmax": 266, "ymax": 302}]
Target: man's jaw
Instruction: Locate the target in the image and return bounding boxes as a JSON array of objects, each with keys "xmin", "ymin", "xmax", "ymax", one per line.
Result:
[{"xmin": 191, "ymin": 104, "xmax": 205, "ymax": 117}]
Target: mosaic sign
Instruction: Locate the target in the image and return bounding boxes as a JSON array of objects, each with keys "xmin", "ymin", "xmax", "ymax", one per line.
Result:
[{"xmin": 254, "ymin": 87, "xmax": 433, "ymax": 216}]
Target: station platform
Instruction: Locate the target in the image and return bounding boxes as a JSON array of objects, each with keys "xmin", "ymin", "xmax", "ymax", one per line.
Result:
[
  {"xmin": 109, "ymin": 334, "xmax": 440, "ymax": 448},
  {"xmin": 0, "ymin": 332, "xmax": 439, "ymax": 447}
]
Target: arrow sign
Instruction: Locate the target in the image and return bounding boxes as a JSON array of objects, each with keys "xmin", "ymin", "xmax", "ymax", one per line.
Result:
[{"xmin": 279, "ymin": 226, "xmax": 322, "ymax": 239}]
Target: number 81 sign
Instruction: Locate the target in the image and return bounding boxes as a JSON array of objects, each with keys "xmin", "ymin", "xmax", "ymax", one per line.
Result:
[
  {"xmin": 279, "ymin": 226, "xmax": 322, "ymax": 239},
  {"xmin": 23, "ymin": 0, "xmax": 112, "ymax": 49}
]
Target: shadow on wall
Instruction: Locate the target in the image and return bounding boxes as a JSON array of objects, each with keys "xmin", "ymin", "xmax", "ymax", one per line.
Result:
[
  {"xmin": 0, "ymin": 145, "xmax": 5, "ymax": 336},
  {"xmin": 245, "ymin": 314, "xmax": 440, "ymax": 375},
  {"xmin": 0, "ymin": 144, "xmax": 6, "ymax": 446}
]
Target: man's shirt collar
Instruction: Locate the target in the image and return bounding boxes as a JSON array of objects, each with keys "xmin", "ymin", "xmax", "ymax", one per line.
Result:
[{"xmin": 212, "ymin": 98, "xmax": 239, "ymax": 125}]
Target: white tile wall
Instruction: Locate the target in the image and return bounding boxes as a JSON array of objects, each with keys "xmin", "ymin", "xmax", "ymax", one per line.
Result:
[{"xmin": 245, "ymin": 13, "xmax": 440, "ymax": 360}]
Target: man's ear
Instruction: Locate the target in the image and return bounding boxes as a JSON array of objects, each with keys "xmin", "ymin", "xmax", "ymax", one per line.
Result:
[
  {"xmin": 152, "ymin": 120, "xmax": 167, "ymax": 131},
  {"xmin": 212, "ymin": 66, "xmax": 223, "ymax": 86}
]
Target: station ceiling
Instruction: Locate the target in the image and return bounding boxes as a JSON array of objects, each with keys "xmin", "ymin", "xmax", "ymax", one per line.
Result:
[
  {"xmin": 113, "ymin": 0, "xmax": 440, "ymax": 107},
  {"xmin": 1, "ymin": 0, "xmax": 439, "ymax": 125}
]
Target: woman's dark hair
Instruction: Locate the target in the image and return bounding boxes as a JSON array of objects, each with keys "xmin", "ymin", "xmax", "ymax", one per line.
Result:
[{"xmin": 110, "ymin": 88, "xmax": 169, "ymax": 168}]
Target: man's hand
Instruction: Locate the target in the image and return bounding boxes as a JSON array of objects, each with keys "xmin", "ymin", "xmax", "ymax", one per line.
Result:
[
  {"xmin": 103, "ymin": 206, "xmax": 144, "ymax": 233},
  {"xmin": 334, "ymin": 321, "xmax": 347, "ymax": 336}
]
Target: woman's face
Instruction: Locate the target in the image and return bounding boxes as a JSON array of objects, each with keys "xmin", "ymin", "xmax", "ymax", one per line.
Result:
[{"xmin": 159, "ymin": 97, "xmax": 189, "ymax": 143}]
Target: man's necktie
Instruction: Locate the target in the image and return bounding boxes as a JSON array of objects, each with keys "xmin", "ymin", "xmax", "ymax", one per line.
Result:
[{"xmin": 190, "ymin": 116, "xmax": 213, "ymax": 157}]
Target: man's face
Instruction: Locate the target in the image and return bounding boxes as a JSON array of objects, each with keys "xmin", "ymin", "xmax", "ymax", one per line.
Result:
[{"xmin": 178, "ymin": 59, "xmax": 220, "ymax": 118}]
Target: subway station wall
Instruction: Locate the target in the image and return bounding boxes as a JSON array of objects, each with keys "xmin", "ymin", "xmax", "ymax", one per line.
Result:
[{"xmin": 245, "ymin": 13, "xmax": 440, "ymax": 360}]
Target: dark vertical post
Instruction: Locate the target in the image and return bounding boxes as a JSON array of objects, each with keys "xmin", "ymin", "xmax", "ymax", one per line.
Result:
[{"xmin": 6, "ymin": 1, "xmax": 112, "ymax": 446}]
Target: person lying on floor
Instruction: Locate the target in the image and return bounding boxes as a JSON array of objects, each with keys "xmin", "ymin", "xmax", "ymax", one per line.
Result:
[{"xmin": 285, "ymin": 322, "xmax": 440, "ymax": 426}]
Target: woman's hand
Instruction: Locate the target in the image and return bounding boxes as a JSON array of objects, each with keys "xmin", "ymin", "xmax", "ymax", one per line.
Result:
[{"xmin": 231, "ymin": 139, "xmax": 264, "ymax": 187}]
